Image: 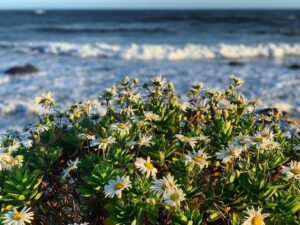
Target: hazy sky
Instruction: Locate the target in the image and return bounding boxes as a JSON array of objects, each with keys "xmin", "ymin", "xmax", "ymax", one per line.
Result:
[{"xmin": 0, "ymin": 0, "xmax": 300, "ymax": 9}]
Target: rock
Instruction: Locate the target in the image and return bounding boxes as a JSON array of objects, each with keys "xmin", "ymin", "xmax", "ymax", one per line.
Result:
[
  {"xmin": 5, "ymin": 64, "xmax": 39, "ymax": 75},
  {"xmin": 228, "ymin": 61, "xmax": 244, "ymax": 66},
  {"xmin": 256, "ymin": 108, "xmax": 273, "ymax": 115},
  {"xmin": 9, "ymin": 104, "xmax": 27, "ymax": 115},
  {"xmin": 288, "ymin": 64, "xmax": 300, "ymax": 70},
  {"xmin": 256, "ymin": 107, "xmax": 287, "ymax": 117}
]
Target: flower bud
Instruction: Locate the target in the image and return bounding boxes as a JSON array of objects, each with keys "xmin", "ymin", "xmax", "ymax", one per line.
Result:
[
  {"xmin": 159, "ymin": 151, "xmax": 165, "ymax": 161},
  {"xmin": 146, "ymin": 198, "xmax": 156, "ymax": 206}
]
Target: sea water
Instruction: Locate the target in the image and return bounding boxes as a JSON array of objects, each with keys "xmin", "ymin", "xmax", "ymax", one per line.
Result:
[{"xmin": 0, "ymin": 10, "xmax": 300, "ymax": 131}]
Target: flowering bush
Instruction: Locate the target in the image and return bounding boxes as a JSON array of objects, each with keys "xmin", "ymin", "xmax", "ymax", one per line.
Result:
[{"xmin": 0, "ymin": 76, "xmax": 299, "ymax": 225}]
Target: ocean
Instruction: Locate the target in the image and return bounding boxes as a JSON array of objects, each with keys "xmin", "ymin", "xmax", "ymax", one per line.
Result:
[{"xmin": 0, "ymin": 10, "xmax": 300, "ymax": 131}]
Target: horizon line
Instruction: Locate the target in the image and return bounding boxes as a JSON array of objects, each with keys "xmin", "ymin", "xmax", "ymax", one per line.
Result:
[{"xmin": 0, "ymin": 7, "xmax": 300, "ymax": 10}]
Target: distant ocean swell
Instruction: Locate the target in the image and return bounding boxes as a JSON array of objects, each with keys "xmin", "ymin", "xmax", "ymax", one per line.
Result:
[
  {"xmin": 1, "ymin": 41, "xmax": 300, "ymax": 60},
  {"xmin": 35, "ymin": 27, "xmax": 168, "ymax": 34}
]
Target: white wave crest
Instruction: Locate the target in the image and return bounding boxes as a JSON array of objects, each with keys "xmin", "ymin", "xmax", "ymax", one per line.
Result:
[{"xmin": 1, "ymin": 41, "xmax": 300, "ymax": 60}]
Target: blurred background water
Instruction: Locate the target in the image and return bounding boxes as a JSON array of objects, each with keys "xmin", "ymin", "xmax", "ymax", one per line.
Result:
[{"xmin": 0, "ymin": 10, "xmax": 300, "ymax": 131}]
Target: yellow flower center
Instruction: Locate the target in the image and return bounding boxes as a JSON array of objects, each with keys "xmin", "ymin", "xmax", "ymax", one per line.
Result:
[
  {"xmin": 114, "ymin": 182, "xmax": 124, "ymax": 190},
  {"xmin": 193, "ymin": 155, "xmax": 203, "ymax": 162},
  {"xmin": 170, "ymin": 193, "xmax": 180, "ymax": 201},
  {"xmin": 262, "ymin": 133, "xmax": 269, "ymax": 138},
  {"xmin": 12, "ymin": 212, "xmax": 24, "ymax": 221},
  {"xmin": 74, "ymin": 112, "xmax": 81, "ymax": 119},
  {"xmin": 144, "ymin": 162, "xmax": 154, "ymax": 170},
  {"xmin": 265, "ymin": 143, "xmax": 275, "ymax": 149},
  {"xmin": 239, "ymin": 138, "xmax": 247, "ymax": 145},
  {"xmin": 101, "ymin": 139, "xmax": 108, "ymax": 143},
  {"xmin": 183, "ymin": 136, "xmax": 191, "ymax": 141},
  {"xmin": 251, "ymin": 215, "xmax": 263, "ymax": 225},
  {"xmin": 255, "ymin": 137, "xmax": 264, "ymax": 143},
  {"xmin": 150, "ymin": 115, "xmax": 157, "ymax": 120},
  {"xmin": 291, "ymin": 168, "xmax": 300, "ymax": 174},
  {"xmin": 16, "ymin": 155, "xmax": 24, "ymax": 162},
  {"xmin": 118, "ymin": 124, "xmax": 127, "ymax": 129},
  {"xmin": 228, "ymin": 150, "xmax": 236, "ymax": 156}
]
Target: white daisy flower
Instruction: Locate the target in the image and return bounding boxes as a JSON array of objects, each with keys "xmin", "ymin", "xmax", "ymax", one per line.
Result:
[
  {"xmin": 66, "ymin": 157, "xmax": 80, "ymax": 171},
  {"xmin": 33, "ymin": 124, "xmax": 49, "ymax": 133},
  {"xmin": 61, "ymin": 158, "xmax": 80, "ymax": 181},
  {"xmin": 242, "ymin": 207, "xmax": 269, "ymax": 225},
  {"xmin": 232, "ymin": 133, "xmax": 253, "ymax": 148},
  {"xmin": 0, "ymin": 154, "xmax": 14, "ymax": 171},
  {"xmin": 260, "ymin": 140, "xmax": 280, "ymax": 150},
  {"xmin": 135, "ymin": 156, "xmax": 158, "ymax": 179},
  {"xmin": 110, "ymin": 122, "xmax": 131, "ymax": 136},
  {"xmin": 199, "ymin": 134, "xmax": 211, "ymax": 144},
  {"xmin": 204, "ymin": 88, "xmax": 221, "ymax": 97},
  {"xmin": 0, "ymin": 153, "xmax": 22, "ymax": 172},
  {"xmin": 217, "ymin": 144, "xmax": 243, "ymax": 164},
  {"xmin": 184, "ymin": 150, "xmax": 208, "ymax": 169},
  {"xmin": 127, "ymin": 92, "xmax": 141, "ymax": 103},
  {"xmin": 104, "ymin": 86, "xmax": 117, "ymax": 95},
  {"xmin": 151, "ymin": 173, "xmax": 178, "ymax": 198},
  {"xmin": 120, "ymin": 76, "xmax": 130, "ymax": 85},
  {"xmin": 2, "ymin": 206, "xmax": 34, "ymax": 225},
  {"xmin": 6, "ymin": 141, "xmax": 21, "ymax": 154},
  {"xmin": 282, "ymin": 161, "xmax": 300, "ymax": 180},
  {"xmin": 90, "ymin": 136, "xmax": 116, "ymax": 151},
  {"xmin": 253, "ymin": 127, "xmax": 275, "ymax": 144},
  {"xmin": 151, "ymin": 76, "xmax": 167, "ymax": 87},
  {"xmin": 180, "ymin": 102, "xmax": 190, "ymax": 112},
  {"xmin": 195, "ymin": 100, "xmax": 209, "ymax": 112},
  {"xmin": 118, "ymin": 106, "xmax": 137, "ymax": 117},
  {"xmin": 77, "ymin": 133, "xmax": 95, "ymax": 140},
  {"xmin": 144, "ymin": 111, "xmax": 160, "ymax": 122},
  {"xmin": 230, "ymin": 75, "xmax": 244, "ymax": 86},
  {"xmin": 217, "ymin": 99, "xmax": 234, "ymax": 110},
  {"xmin": 245, "ymin": 103, "xmax": 255, "ymax": 113},
  {"xmin": 175, "ymin": 134, "xmax": 198, "ymax": 149},
  {"xmin": 35, "ymin": 92, "xmax": 56, "ymax": 108},
  {"xmin": 164, "ymin": 188, "xmax": 186, "ymax": 207},
  {"xmin": 104, "ymin": 175, "xmax": 131, "ymax": 198},
  {"xmin": 137, "ymin": 134, "xmax": 152, "ymax": 147}
]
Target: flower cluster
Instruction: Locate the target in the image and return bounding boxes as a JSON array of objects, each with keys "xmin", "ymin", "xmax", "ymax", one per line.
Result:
[
  {"xmin": 0, "ymin": 76, "xmax": 299, "ymax": 225},
  {"xmin": 0, "ymin": 132, "xmax": 32, "ymax": 172}
]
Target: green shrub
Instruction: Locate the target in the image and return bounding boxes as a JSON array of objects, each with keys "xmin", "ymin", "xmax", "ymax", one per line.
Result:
[{"xmin": 0, "ymin": 76, "xmax": 299, "ymax": 225}]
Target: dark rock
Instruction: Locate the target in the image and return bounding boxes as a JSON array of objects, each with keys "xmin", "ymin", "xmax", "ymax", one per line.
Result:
[
  {"xmin": 256, "ymin": 108, "xmax": 276, "ymax": 115},
  {"xmin": 288, "ymin": 64, "xmax": 300, "ymax": 70},
  {"xmin": 9, "ymin": 104, "xmax": 27, "ymax": 115},
  {"xmin": 228, "ymin": 61, "xmax": 244, "ymax": 66},
  {"xmin": 5, "ymin": 64, "xmax": 39, "ymax": 75},
  {"xmin": 256, "ymin": 107, "xmax": 287, "ymax": 117}
]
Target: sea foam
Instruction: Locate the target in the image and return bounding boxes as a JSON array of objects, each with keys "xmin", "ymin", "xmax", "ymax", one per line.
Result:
[{"xmin": 1, "ymin": 41, "xmax": 300, "ymax": 60}]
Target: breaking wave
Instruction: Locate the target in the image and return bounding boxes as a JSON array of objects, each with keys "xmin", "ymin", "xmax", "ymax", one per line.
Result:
[{"xmin": 1, "ymin": 41, "xmax": 300, "ymax": 60}]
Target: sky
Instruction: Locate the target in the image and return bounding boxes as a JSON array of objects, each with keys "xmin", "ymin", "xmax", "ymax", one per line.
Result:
[{"xmin": 0, "ymin": 0, "xmax": 300, "ymax": 10}]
